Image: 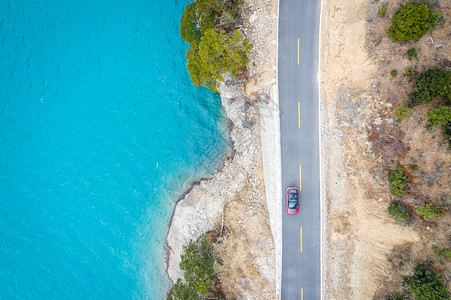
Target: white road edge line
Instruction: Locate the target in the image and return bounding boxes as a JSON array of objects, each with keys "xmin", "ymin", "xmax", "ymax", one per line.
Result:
[
  {"xmin": 318, "ymin": 0, "xmax": 324, "ymax": 297},
  {"xmin": 276, "ymin": 0, "xmax": 282, "ymax": 298}
]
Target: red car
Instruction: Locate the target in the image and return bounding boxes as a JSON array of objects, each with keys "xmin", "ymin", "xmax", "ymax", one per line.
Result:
[{"xmin": 286, "ymin": 187, "xmax": 299, "ymax": 215}]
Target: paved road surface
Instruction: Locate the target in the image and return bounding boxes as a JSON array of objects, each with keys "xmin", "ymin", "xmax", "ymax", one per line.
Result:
[{"xmin": 279, "ymin": 0, "xmax": 321, "ymax": 298}]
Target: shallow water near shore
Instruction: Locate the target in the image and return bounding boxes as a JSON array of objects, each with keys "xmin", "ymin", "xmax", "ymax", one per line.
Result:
[{"xmin": 0, "ymin": 0, "xmax": 229, "ymax": 298}]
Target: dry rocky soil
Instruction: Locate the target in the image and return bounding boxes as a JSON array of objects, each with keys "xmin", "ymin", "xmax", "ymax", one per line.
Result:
[{"xmin": 321, "ymin": 0, "xmax": 450, "ymax": 298}]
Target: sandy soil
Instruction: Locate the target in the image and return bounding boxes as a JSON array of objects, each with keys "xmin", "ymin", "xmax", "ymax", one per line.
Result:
[{"xmin": 321, "ymin": 0, "xmax": 450, "ymax": 298}]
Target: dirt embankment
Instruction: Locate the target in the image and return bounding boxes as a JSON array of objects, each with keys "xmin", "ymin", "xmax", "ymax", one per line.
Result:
[{"xmin": 321, "ymin": 0, "xmax": 450, "ymax": 298}]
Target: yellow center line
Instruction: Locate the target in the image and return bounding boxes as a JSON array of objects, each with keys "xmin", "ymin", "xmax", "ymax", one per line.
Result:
[
  {"xmin": 297, "ymin": 38, "xmax": 300, "ymax": 65},
  {"xmin": 301, "ymin": 288, "xmax": 304, "ymax": 300},
  {"xmin": 299, "ymin": 165, "xmax": 302, "ymax": 191},
  {"xmin": 300, "ymin": 227, "xmax": 303, "ymax": 252},
  {"xmin": 298, "ymin": 102, "xmax": 300, "ymax": 128}
]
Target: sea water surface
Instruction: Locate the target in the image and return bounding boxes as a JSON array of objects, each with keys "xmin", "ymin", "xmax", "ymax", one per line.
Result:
[{"xmin": 0, "ymin": 0, "xmax": 229, "ymax": 298}]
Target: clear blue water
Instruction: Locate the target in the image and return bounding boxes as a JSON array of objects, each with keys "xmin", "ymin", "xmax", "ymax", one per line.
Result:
[{"xmin": 0, "ymin": 0, "xmax": 229, "ymax": 298}]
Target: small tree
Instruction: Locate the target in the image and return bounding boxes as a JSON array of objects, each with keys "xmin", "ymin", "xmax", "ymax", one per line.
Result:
[
  {"xmin": 389, "ymin": 2, "xmax": 440, "ymax": 42},
  {"xmin": 167, "ymin": 279, "xmax": 201, "ymax": 300},
  {"xmin": 187, "ymin": 28, "xmax": 253, "ymax": 91},
  {"xmin": 416, "ymin": 203, "xmax": 446, "ymax": 219},
  {"xmin": 378, "ymin": 7, "xmax": 387, "ymax": 16},
  {"xmin": 391, "ymin": 69, "xmax": 398, "ymax": 77},
  {"xmin": 388, "ymin": 201, "xmax": 409, "ymax": 221},
  {"xmin": 405, "ymin": 67, "xmax": 419, "ymax": 80},
  {"xmin": 408, "ymin": 68, "xmax": 451, "ymax": 105},
  {"xmin": 179, "ymin": 236, "xmax": 215, "ymax": 295},
  {"xmin": 404, "ymin": 264, "xmax": 449, "ymax": 299},
  {"xmin": 388, "ymin": 166, "xmax": 408, "ymax": 197},
  {"xmin": 427, "ymin": 106, "xmax": 451, "ymax": 126},
  {"xmin": 395, "ymin": 105, "xmax": 413, "ymax": 122},
  {"xmin": 407, "ymin": 48, "xmax": 418, "ymax": 60}
]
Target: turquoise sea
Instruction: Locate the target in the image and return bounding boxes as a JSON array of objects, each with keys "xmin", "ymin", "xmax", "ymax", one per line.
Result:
[{"xmin": 0, "ymin": 0, "xmax": 229, "ymax": 298}]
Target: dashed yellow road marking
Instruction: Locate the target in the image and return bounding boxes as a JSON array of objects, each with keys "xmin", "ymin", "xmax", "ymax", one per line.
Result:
[
  {"xmin": 300, "ymin": 227, "xmax": 303, "ymax": 252},
  {"xmin": 297, "ymin": 38, "xmax": 300, "ymax": 65},
  {"xmin": 298, "ymin": 102, "xmax": 300, "ymax": 128},
  {"xmin": 299, "ymin": 165, "xmax": 302, "ymax": 191},
  {"xmin": 301, "ymin": 288, "xmax": 304, "ymax": 300}
]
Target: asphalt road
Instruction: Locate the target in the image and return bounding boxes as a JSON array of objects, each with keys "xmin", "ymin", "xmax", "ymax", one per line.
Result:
[{"xmin": 279, "ymin": 0, "xmax": 321, "ymax": 299}]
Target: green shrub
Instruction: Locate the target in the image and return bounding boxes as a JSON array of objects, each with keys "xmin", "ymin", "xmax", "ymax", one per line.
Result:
[
  {"xmin": 388, "ymin": 201, "xmax": 409, "ymax": 221},
  {"xmin": 379, "ymin": 7, "xmax": 387, "ymax": 16},
  {"xmin": 408, "ymin": 68, "xmax": 451, "ymax": 105},
  {"xmin": 427, "ymin": 106, "xmax": 451, "ymax": 126},
  {"xmin": 187, "ymin": 28, "xmax": 252, "ymax": 91},
  {"xmin": 408, "ymin": 163, "xmax": 419, "ymax": 170},
  {"xmin": 405, "ymin": 67, "xmax": 419, "ymax": 80},
  {"xmin": 388, "ymin": 166, "xmax": 408, "ymax": 196},
  {"xmin": 416, "ymin": 203, "xmax": 446, "ymax": 219},
  {"xmin": 394, "ymin": 105, "xmax": 413, "ymax": 122},
  {"xmin": 180, "ymin": 2, "xmax": 202, "ymax": 46},
  {"xmin": 389, "ymin": 2, "xmax": 440, "ymax": 42},
  {"xmin": 167, "ymin": 279, "xmax": 201, "ymax": 300},
  {"xmin": 435, "ymin": 249, "xmax": 451, "ymax": 262},
  {"xmin": 391, "ymin": 69, "xmax": 398, "ymax": 77},
  {"xmin": 179, "ymin": 236, "xmax": 215, "ymax": 295},
  {"xmin": 404, "ymin": 264, "xmax": 449, "ymax": 299},
  {"xmin": 407, "ymin": 47, "xmax": 418, "ymax": 60},
  {"xmin": 442, "ymin": 122, "xmax": 451, "ymax": 139},
  {"xmin": 167, "ymin": 235, "xmax": 216, "ymax": 298},
  {"xmin": 180, "ymin": 0, "xmax": 252, "ymax": 91}
]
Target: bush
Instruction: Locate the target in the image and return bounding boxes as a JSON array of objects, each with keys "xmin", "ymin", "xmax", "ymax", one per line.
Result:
[
  {"xmin": 442, "ymin": 122, "xmax": 451, "ymax": 139},
  {"xmin": 167, "ymin": 279, "xmax": 201, "ymax": 300},
  {"xmin": 427, "ymin": 106, "xmax": 451, "ymax": 126},
  {"xmin": 405, "ymin": 67, "xmax": 419, "ymax": 80},
  {"xmin": 379, "ymin": 7, "xmax": 387, "ymax": 16},
  {"xmin": 416, "ymin": 203, "xmax": 446, "ymax": 219},
  {"xmin": 407, "ymin": 47, "xmax": 418, "ymax": 60},
  {"xmin": 391, "ymin": 69, "xmax": 398, "ymax": 77},
  {"xmin": 389, "ymin": 2, "xmax": 440, "ymax": 42},
  {"xmin": 180, "ymin": 0, "xmax": 252, "ymax": 91},
  {"xmin": 179, "ymin": 236, "xmax": 215, "ymax": 295},
  {"xmin": 167, "ymin": 235, "xmax": 216, "ymax": 298},
  {"xmin": 408, "ymin": 68, "xmax": 451, "ymax": 105},
  {"xmin": 388, "ymin": 166, "xmax": 408, "ymax": 197},
  {"xmin": 394, "ymin": 105, "xmax": 413, "ymax": 122},
  {"xmin": 187, "ymin": 28, "xmax": 252, "ymax": 91},
  {"xmin": 404, "ymin": 264, "xmax": 449, "ymax": 299},
  {"xmin": 388, "ymin": 201, "xmax": 409, "ymax": 221},
  {"xmin": 408, "ymin": 163, "xmax": 419, "ymax": 170}
]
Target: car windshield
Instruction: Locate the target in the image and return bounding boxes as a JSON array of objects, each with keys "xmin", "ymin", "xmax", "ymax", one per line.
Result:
[{"xmin": 288, "ymin": 190, "xmax": 298, "ymax": 209}]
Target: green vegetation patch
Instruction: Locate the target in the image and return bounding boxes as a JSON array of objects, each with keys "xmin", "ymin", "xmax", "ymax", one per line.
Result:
[
  {"xmin": 180, "ymin": 0, "xmax": 252, "ymax": 91},
  {"xmin": 405, "ymin": 67, "xmax": 419, "ymax": 80},
  {"xmin": 167, "ymin": 236, "xmax": 216, "ymax": 299},
  {"xmin": 378, "ymin": 7, "xmax": 387, "ymax": 16},
  {"xmin": 404, "ymin": 264, "xmax": 449, "ymax": 299},
  {"xmin": 416, "ymin": 203, "xmax": 446, "ymax": 219},
  {"xmin": 388, "ymin": 201, "xmax": 409, "ymax": 221},
  {"xmin": 391, "ymin": 69, "xmax": 398, "ymax": 77},
  {"xmin": 427, "ymin": 106, "xmax": 451, "ymax": 126},
  {"xmin": 388, "ymin": 166, "xmax": 408, "ymax": 197},
  {"xmin": 407, "ymin": 47, "xmax": 418, "ymax": 60},
  {"xmin": 187, "ymin": 28, "xmax": 252, "ymax": 91},
  {"xmin": 389, "ymin": 1, "xmax": 441, "ymax": 42},
  {"xmin": 394, "ymin": 105, "xmax": 413, "ymax": 122},
  {"xmin": 408, "ymin": 68, "xmax": 451, "ymax": 106}
]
